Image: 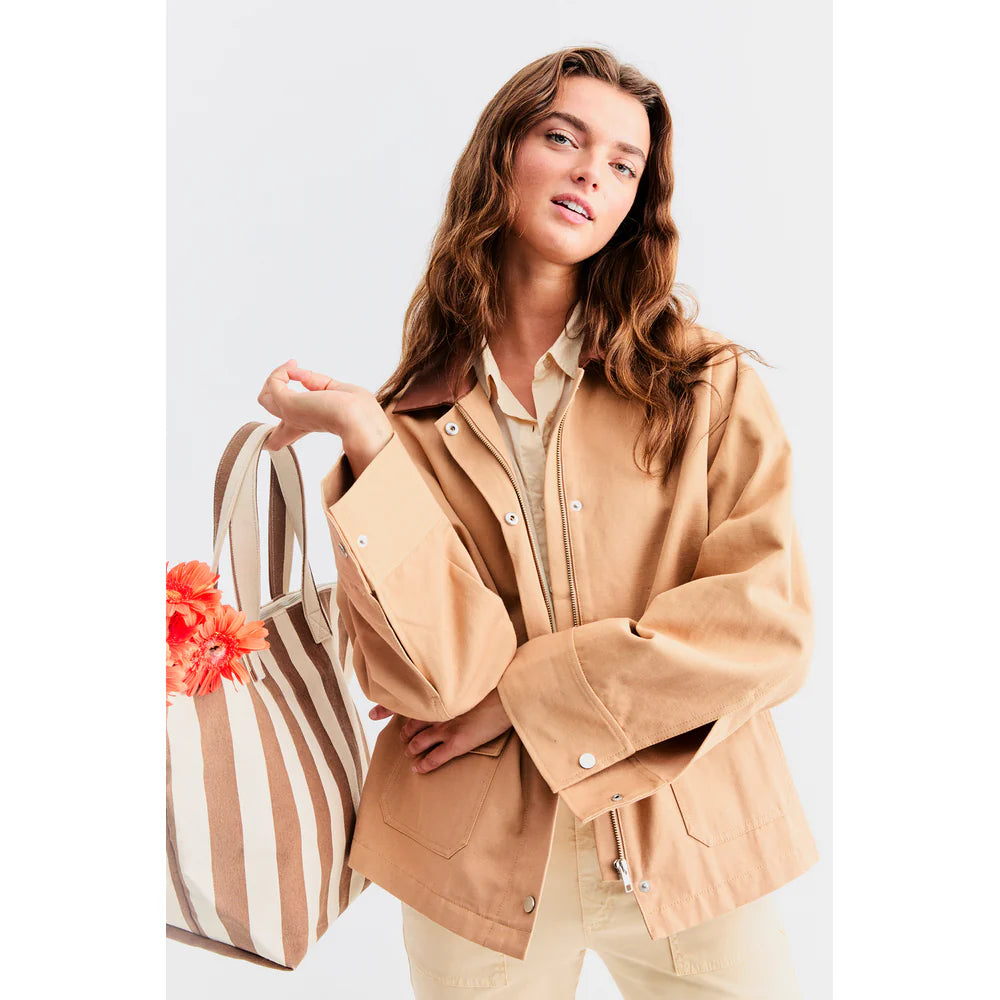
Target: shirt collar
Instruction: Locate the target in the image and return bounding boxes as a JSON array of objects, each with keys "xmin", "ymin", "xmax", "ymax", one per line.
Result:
[{"xmin": 473, "ymin": 300, "xmax": 584, "ymax": 405}]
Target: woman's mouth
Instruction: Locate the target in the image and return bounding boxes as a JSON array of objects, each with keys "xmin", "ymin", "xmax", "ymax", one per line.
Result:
[{"xmin": 552, "ymin": 200, "xmax": 591, "ymax": 225}]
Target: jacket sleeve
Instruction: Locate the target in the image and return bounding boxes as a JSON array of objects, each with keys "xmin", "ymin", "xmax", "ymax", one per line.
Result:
[
  {"xmin": 495, "ymin": 356, "xmax": 814, "ymax": 816},
  {"xmin": 319, "ymin": 429, "xmax": 519, "ymax": 722}
]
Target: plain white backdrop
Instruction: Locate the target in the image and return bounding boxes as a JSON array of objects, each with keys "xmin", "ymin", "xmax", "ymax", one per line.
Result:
[
  {"xmin": 6, "ymin": 1, "xmax": 999, "ymax": 998},
  {"xmin": 164, "ymin": 1, "xmax": 830, "ymax": 996}
]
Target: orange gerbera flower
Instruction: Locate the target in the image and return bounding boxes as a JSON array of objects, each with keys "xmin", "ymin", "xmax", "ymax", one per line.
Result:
[
  {"xmin": 182, "ymin": 604, "xmax": 269, "ymax": 697},
  {"xmin": 167, "ymin": 614, "xmax": 199, "ymax": 648},
  {"xmin": 166, "ymin": 560, "xmax": 222, "ymax": 627},
  {"xmin": 166, "ymin": 640, "xmax": 191, "ymax": 708}
]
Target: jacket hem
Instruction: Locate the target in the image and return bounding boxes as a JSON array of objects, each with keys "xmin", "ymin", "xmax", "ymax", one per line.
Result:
[
  {"xmin": 347, "ymin": 831, "xmax": 820, "ymax": 960},
  {"xmin": 347, "ymin": 836, "xmax": 534, "ymax": 961},
  {"xmin": 639, "ymin": 838, "xmax": 821, "ymax": 938}
]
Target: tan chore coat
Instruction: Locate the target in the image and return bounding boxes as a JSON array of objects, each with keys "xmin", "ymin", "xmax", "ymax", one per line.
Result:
[{"xmin": 319, "ymin": 322, "xmax": 819, "ymax": 962}]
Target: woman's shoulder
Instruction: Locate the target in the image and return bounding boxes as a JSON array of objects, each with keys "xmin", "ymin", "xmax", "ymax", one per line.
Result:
[{"xmin": 679, "ymin": 322, "xmax": 774, "ymax": 431}]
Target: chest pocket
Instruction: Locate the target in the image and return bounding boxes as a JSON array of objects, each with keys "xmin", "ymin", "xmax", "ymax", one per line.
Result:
[
  {"xmin": 670, "ymin": 710, "xmax": 795, "ymax": 847},
  {"xmin": 379, "ymin": 729, "xmax": 514, "ymax": 858}
]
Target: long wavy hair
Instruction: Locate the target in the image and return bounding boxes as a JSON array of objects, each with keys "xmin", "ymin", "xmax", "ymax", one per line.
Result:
[{"xmin": 375, "ymin": 45, "xmax": 767, "ymax": 485}]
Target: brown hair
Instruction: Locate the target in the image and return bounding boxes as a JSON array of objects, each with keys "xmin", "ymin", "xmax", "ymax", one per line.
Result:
[{"xmin": 375, "ymin": 45, "xmax": 768, "ymax": 485}]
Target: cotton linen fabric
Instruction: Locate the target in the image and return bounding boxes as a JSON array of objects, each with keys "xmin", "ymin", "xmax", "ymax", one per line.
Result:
[
  {"xmin": 401, "ymin": 794, "xmax": 802, "ymax": 998},
  {"xmin": 320, "ymin": 313, "xmax": 819, "ymax": 959},
  {"xmin": 397, "ymin": 306, "xmax": 803, "ymax": 996}
]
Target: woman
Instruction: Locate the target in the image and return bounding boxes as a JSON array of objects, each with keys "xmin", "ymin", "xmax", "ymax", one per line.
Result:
[{"xmin": 258, "ymin": 46, "xmax": 816, "ymax": 999}]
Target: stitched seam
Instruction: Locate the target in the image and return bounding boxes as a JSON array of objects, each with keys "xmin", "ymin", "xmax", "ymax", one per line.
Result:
[
  {"xmin": 401, "ymin": 909, "xmax": 508, "ymax": 986},
  {"xmin": 535, "ymin": 635, "xmax": 632, "ymax": 788},
  {"xmin": 689, "ymin": 806, "xmax": 787, "ymax": 846},
  {"xmin": 567, "ymin": 630, "xmax": 634, "ymax": 754},
  {"xmin": 379, "ymin": 746, "xmax": 506, "ymax": 856},
  {"xmin": 628, "ymin": 674, "xmax": 792, "ymax": 753},
  {"xmin": 489, "ymin": 782, "xmax": 532, "ymax": 943},
  {"xmin": 328, "ymin": 468, "xmax": 450, "ymax": 591},
  {"xmin": 351, "ymin": 836, "xmax": 525, "ymax": 933},
  {"xmin": 648, "ymin": 843, "xmax": 807, "ymax": 913}
]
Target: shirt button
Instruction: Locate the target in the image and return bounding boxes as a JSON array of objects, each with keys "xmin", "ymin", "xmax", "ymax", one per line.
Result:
[
  {"xmin": 611, "ymin": 793, "xmax": 623, "ymax": 802},
  {"xmin": 445, "ymin": 422, "xmax": 459, "ymax": 435},
  {"xmin": 504, "ymin": 512, "xmax": 519, "ymax": 525},
  {"xmin": 638, "ymin": 881, "xmax": 652, "ymax": 892},
  {"xmin": 570, "ymin": 499, "xmax": 582, "ymax": 510},
  {"xmin": 356, "ymin": 534, "xmax": 368, "ymax": 547},
  {"xmin": 578, "ymin": 753, "xmax": 596, "ymax": 769},
  {"xmin": 523, "ymin": 895, "xmax": 535, "ymax": 913}
]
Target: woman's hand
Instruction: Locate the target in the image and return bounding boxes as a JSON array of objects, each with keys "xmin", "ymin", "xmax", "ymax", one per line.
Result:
[
  {"xmin": 369, "ymin": 689, "xmax": 513, "ymax": 774},
  {"xmin": 257, "ymin": 357, "xmax": 393, "ymax": 454}
]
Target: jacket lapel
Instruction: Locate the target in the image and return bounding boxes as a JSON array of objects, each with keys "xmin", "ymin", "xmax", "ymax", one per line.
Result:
[
  {"xmin": 392, "ymin": 338, "xmax": 605, "ymax": 415},
  {"xmin": 389, "ymin": 337, "xmax": 604, "ymax": 639}
]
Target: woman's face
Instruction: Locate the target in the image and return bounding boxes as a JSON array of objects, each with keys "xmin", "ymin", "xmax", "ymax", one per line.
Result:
[{"xmin": 507, "ymin": 75, "xmax": 651, "ymax": 267}]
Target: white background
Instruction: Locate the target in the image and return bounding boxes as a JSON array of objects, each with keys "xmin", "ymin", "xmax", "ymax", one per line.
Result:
[
  {"xmin": 3, "ymin": 0, "xmax": 996, "ymax": 998},
  {"xmin": 164, "ymin": 3, "xmax": 830, "ymax": 995}
]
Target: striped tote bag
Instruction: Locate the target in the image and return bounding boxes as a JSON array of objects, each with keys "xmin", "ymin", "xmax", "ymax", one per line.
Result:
[{"xmin": 166, "ymin": 421, "xmax": 372, "ymax": 970}]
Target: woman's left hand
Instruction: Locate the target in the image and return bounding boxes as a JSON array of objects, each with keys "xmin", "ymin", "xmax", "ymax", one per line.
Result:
[{"xmin": 368, "ymin": 689, "xmax": 513, "ymax": 774}]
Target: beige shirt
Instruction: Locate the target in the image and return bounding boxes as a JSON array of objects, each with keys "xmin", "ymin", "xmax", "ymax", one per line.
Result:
[{"xmin": 472, "ymin": 301, "xmax": 584, "ymax": 606}]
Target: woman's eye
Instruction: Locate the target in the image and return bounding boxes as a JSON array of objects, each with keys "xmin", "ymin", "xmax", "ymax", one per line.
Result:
[{"xmin": 547, "ymin": 130, "xmax": 635, "ymax": 178}]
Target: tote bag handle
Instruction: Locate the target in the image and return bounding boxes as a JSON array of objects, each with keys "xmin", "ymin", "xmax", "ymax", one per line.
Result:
[
  {"xmin": 209, "ymin": 422, "xmax": 331, "ymax": 680},
  {"xmin": 213, "ymin": 428, "xmax": 299, "ymax": 603}
]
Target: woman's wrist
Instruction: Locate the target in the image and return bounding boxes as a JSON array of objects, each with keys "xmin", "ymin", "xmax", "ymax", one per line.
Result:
[{"xmin": 341, "ymin": 424, "xmax": 393, "ymax": 479}]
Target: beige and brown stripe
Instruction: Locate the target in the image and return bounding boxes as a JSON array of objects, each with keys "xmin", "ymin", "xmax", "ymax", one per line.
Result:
[{"xmin": 167, "ymin": 422, "xmax": 372, "ymax": 970}]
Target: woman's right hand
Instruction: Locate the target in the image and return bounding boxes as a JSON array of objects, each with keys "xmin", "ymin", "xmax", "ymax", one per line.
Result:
[{"xmin": 257, "ymin": 358, "xmax": 393, "ymax": 461}]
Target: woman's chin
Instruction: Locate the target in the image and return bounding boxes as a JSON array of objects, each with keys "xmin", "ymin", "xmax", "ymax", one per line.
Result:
[{"xmin": 508, "ymin": 230, "xmax": 596, "ymax": 268}]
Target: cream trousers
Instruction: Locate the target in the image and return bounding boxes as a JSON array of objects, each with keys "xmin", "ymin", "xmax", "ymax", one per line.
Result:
[{"xmin": 400, "ymin": 792, "xmax": 803, "ymax": 998}]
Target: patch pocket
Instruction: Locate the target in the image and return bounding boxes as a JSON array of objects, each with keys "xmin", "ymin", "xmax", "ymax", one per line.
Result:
[
  {"xmin": 380, "ymin": 730, "xmax": 513, "ymax": 858},
  {"xmin": 668, "ymin": 894, "xmax": 780, "ymax": 976},
  {"xmin": 401, "ymin": 902, "xmax": 509, "ymax": 988},
  {"xmin": 670, "ymin": 710, "xmax": 794, "ymax": 847},
  {"xmin": 467, "ymin": 729, "xmax": 512, "ymax": 756}
]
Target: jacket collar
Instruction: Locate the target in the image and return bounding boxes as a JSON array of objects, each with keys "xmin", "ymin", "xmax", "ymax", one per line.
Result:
[{"xmin": 392, "ymin": 310, "xmax": 606, "ymax": 415}]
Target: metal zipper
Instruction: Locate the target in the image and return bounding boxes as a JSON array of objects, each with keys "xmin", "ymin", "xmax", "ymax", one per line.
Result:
[
  {"xmin": 458, "ymin": 374, "xmax": 635, "ymax": 895},
  {"xmin": 610, "ymin": 812, "xmax": 634, "ymax": 892},
  {"xmin": 453, "ymin": 403, "xmax": 556, "ymax": 633},
  {"xmin": 555, "ymin": 383, "xmax": 633, "ymax": 894}
]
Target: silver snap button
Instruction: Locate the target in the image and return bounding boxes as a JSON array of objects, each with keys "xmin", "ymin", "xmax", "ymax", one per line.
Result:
[
  {"xmin": 504, "ymin": 512, "xmax": 519, "ymax": 525},
  {"xmin": 357, "ymin": 534, "xmax": 368, "ymax": 547},
  {"xmin": 445, "ymin": 422, "xmax": 459, "ymax": 435},
  {"xmin": 611, "ymin": 793, "xmax": 623, "ymax": 802},
  {"xmin": 570, "ymin": 499, "xmax": 582, "ymax": 510},
  {"xmin": 523, "ymin": 895, "xmax": 535, "ymax": 913},
  {"xmin": 578, "ymin": 752, "xmax": 596, "ymax": 769},
  {"xmin": 639, "ymin": 881, "xmax": 651, "ymax": 892}
]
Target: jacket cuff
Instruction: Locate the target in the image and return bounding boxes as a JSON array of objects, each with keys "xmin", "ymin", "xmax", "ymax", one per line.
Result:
[
  {"xmin": 496, "ymin": 627, "xmax": 636, "ymax": 794},
  {"xmin": 320, "ymin": 430, "xmax": 452, "ymax": 594},
  {"xmin": 558, "ymin": 757, "xmax": 665, "ymax": 824}
]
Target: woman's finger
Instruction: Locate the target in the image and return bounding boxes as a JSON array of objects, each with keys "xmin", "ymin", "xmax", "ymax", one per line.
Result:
[
  {"xmin": 404, "ymin": 726, "xmax": 448, "ymax": 762},
  {"xmin": 287, "ymin": 366, "xmax": 344, "ymax": 393},
  {"xmin": 267, "ymin": 358, "xmax": 298, "ymax": 386},
  {"xmin": 399, "ymin": 718, "xmax": 435, "ymax": 743},
  {"xmin": 257, "ymin": 359, "xmax": 297, "ymax": 416},
  {"xmin": 263, "ymin": 421, "xmax": 306, "ymax": 452}
]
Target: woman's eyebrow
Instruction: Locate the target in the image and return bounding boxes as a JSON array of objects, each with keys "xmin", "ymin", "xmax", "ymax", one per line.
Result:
[{"xmin": 544, "ymin": 111, "xmax": 647, "ymax": 166}]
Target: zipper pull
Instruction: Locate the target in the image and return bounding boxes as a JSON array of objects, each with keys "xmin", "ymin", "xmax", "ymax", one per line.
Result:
[{"xmin": 612, "ymin": 857, "xmax": 634, "ymax": 893}]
